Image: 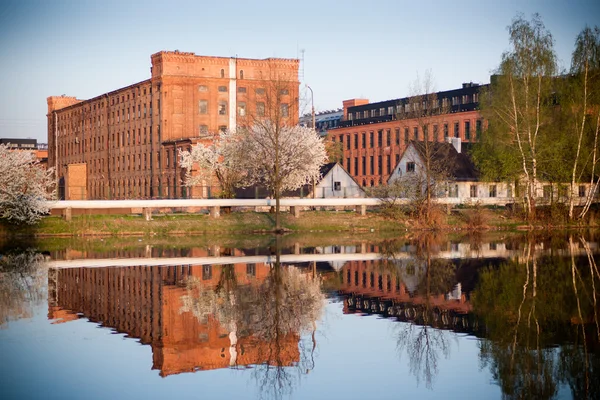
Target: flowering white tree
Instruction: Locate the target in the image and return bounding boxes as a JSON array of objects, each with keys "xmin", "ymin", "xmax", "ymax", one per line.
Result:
[
  {"xmin": 0, "ymin": 144, "xmax": 55, "ymax": 224},
  {"xmin": 179, "ymin": 131, "xmax": 246, "ymax": 198},
  {"xmin": 235, "ymin": 122, "xmax": 327, "ymax": 230}
]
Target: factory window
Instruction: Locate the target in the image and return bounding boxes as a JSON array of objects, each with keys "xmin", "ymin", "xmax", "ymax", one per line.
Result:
[
  {"xmin": 238, "ymin": 87, "xmax": 246, "ymax": 93},
  {"xmin": 218, "ymin": 86, "xmax": 227, "ymax": 92},
  {"xmin": 199, "ymin": 100, "xmax": 208, "ymax": 114},
  {"xmin": 218, "ymin": 125, "xmax": 227, "ymax": 133},
  {"xmin": 220, "ymin": 69, "xmax": 225, "ymax": 78},
  {"xmin": 199, "ymin": 125, "xmax": 208, "ymax": 135},
  {"xmin": 256, "ymin": 102, "xmax": 265, "ymax": 116},
  {"xmin": 255, "ymin": 88, "xmax": 265, "ymax": 95},
  {"xmin": 280, "ymin": 89, "xmax": 289, "ymax": 95},
  {"xmin": 280, "ymin": 103, "xmax": 289, "ymax": 117},
  {"xmin": 240, "ymin": 70, "xmax": 244, "ymax": 79},
  {"xmin": 218, "ymin": 101, "xmax": 227, "ymax": 115},
  {"xmin": 454, "ymin": 122, "xmax": 460, "ymax": 138},
  {"xmin": 465, "ymin": 121, "xmax": 471, "ymax": 140},
  {"xmin": 237, "ymin": 102, "xmax": 246, "ymax": 116},
  {"xmin": 198, "ymin": 85, "xmax": 208, "ymax": 92}
]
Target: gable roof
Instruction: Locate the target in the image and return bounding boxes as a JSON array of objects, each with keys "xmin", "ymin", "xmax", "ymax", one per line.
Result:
[
  {"xmin": 319, "ymin": 162, "xmax": 337, "ymax": 178},
  {"xmin": 234, "ymin": 162, "xmax": 363, "ymax": 198},
  {"xmin": 405, "ymin": 141, "xmax": 479, "ymax": 181}
]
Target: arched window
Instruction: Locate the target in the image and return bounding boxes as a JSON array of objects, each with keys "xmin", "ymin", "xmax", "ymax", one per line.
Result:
[
  {"xmin": 220, "ymin": 69, "xmax": 225, "ymax": 78},
  {"xmin": 240, "ymin": 70, "xmax": 244, "ymax": 79}
]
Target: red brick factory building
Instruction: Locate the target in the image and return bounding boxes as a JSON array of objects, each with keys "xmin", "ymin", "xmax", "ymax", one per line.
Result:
[
  {"xmin": 328, "ymin": 82, "xmax": 487, "ymax": 186},
  {"xmin": 47, "ymin": 51, "xmax": 299, "ymax": 200}
]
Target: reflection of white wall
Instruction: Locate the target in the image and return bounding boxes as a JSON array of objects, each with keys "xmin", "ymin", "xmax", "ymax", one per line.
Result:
[
  {"xmin": 447, "ymin": 283, "xmax": 462, "ymax": 301},
  {"xmin": 389, "ymin": 259, "xmax": 427, "ymax": 294},
  {"xmin": 317, "ymin": 245, "xmax": 358, "ymax": 270}
]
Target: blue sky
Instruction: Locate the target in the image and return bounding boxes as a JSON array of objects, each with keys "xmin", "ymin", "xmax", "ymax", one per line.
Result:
[{"xmin": 0, "ymin": 0, "xmax": 598, "ymax": 142}]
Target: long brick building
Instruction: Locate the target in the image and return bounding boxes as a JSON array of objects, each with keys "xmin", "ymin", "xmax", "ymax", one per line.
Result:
[
  {"xmin": 47, "ymin": 51, "xmax": 299, "ymax": 200},
  {"xmin": 328, "ymin": 82, "xmax": 488, "ymax": 186}
]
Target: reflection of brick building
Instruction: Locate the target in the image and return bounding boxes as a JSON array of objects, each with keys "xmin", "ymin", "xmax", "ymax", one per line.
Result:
[
  {"xmin": 47, "ymin": 51, "xmax": 299, "ymax": 200},
  {"xmin": 48, "ymin": 262, "xmax": 300, "ymax": 377},
  {"xmin": 329, "ymin": 83, "xmax": 487, "ymax": 186},
  {"xmin": 338, "ymin": 260, "xmax": 471, "ymax": 314}
]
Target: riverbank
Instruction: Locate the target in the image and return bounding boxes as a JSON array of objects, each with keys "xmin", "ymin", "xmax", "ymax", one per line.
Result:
[{"xmin": 0, "ymin": 208, "xmax": 543, "ymax": 237}]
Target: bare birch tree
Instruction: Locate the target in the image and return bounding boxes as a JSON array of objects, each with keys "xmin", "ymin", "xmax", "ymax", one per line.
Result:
[
  {"xmin": 391, "ymin": 71, "xmax": 451, "ymax": 222},
  {"xmin": 478, "ymin": 14, "xmax": 557, "ymax": 220},
  {"xmin": 568, "ymin": 26, "xmax": 600, "ymax": 219}
]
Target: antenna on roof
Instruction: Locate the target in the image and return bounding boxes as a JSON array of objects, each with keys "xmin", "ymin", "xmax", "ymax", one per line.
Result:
[{"xmin": 299, "ymin": 49, "xmax": 305, "ymax": 83}]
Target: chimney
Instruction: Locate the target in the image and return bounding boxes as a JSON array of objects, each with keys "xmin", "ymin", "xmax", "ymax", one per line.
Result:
[{"xmin": 446, "ymin": 136, "xmax": 461, "ymax": 153}]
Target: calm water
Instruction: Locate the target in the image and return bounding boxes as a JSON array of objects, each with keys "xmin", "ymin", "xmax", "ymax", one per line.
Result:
[{"xmin": 1, "ymin": 233, "xmax": 599, "ymax": 400}]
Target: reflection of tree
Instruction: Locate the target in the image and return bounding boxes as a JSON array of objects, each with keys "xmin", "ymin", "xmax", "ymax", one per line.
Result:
[
  {"xmin": 0, "ymin": 249, "xmax": 47, "ymax": 327},
  {"xmin": 180, "ymin": 247, "xmax": 324, "ymax": 400},
  {"xmin": 382, "ymin": 235, "xmax": 457, "ymax": 389},
  {"xmin": 473, "ymin": 236, "xmax": 600, "ymax": 399}
]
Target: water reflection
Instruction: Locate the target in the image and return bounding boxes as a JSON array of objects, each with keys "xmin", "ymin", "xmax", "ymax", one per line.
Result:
[
  {"xmin": 0, "ymin": 248, "xmax": 47, "ymax": 327},
  {"xmin": 2, "ymin": 233, "xmax": 599, "ymax": 399},
  {"xmin": 473, "ymin": 235, "xmax": 600, "ymax": 400},
  {"xmin": 181, "ymin": 261, "xmax": 324, "ymax": 399}
]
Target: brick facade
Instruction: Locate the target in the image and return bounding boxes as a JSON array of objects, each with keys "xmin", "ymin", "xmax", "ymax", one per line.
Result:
[
  {"xmin": 47, "ymin": 51, "xmax": 299, "ymax": 199},
  {"xmin": 329, "ymin": 83, "xmax": 487, "ymax": 186}
]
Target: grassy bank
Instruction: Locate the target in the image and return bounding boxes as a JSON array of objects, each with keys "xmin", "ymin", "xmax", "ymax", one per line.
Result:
[
  {"xmin": 0, "ymin": 210, "xmax": 406, "ymax": 237},
  {"xmin": 1, "ymin": 206, "xmax": 596, "ymax": 238}
]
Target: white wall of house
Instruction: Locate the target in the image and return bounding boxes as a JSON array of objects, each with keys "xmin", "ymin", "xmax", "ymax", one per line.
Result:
[
  {"xmin": 452, "ymin": 181, "xmax": 513, "ymax": 200},
  {"xmin": 313, "ymin": 164, "xmax": 365, "ymax": 198},
  {"xmin": 389, "ymin": 145, "xmax": 422, "ymax": 182}
]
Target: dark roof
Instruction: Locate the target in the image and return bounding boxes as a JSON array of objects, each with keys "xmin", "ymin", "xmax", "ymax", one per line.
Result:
[
  {"xmin": 233, "ymin": 162, "xmax": 362, "ymax": 199},
  {"xmin": 319, "ymin": 162, "xmax": 336, "ymax": 177},
  {"xmin": 410, "ymin": 141, "xmax": 479, "ymax": 181}
]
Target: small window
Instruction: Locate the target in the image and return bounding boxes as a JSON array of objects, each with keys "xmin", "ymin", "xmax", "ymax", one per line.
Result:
[
  {"xmin": 240, "ymin": 70, "xmax": 244, "ymax": 79},
  {"xmin": 579, "ymin": 185, "xmax": 586, "ymax": 197},
  {"xmin": 218, "ymin": 125, "xmax": 227, "ymax": 133},
  {"xmin": 198, "ymin": 85, "xmax": 208, "ymax": 92},
  {"xmin": 202, "ymin": 265, "xmax": 212, "ymax": 280},
  {"xmin": 220, "ymin": 69, "xmax": 225, "ymax": 78},
  {"xmin": 406, "ymin": 162, "xmax": 415, "ymax": 173},
  {"xmin": 237, "ymin": 102, "xmax": 246, "ymax": 116},
  {"xmin": 489, "ymin": 185, "xmax": 497, "ymax": 198},
  {"xmin": 238, "ymin": 87, "xmax": 247, "ymax": 93},
  {"xmin": 280, "ymin": 103, "xmax": 289, "ymax": 117},
  {"xmin": 280, "ymin": 89, "xmax": 289, "ymax": 95},
  {"xmin": 218, "ymin": 86, "xmax": 227, "ymax": 92},
  {"xmin": 334, "ymin": 181, "xmax": 341, "ymax": 191},
  {"xmin": 543, "ymin": 185, "xmax": 552, "ymax": 199},
  {"xmin": 218, "ymin": 101, "xmax": 227, "ymax": 115},
  {"xmin": 448, "ymin": 184, "xmax": 459, "ymax": 197},
  {"xmin": 255, "ymin": 88, "xmax": 265, "ymax": 95},
  {"xmin": 199, "ymin": 125, "xmax": 208, "ymax": 135},
  {"xmin": 246, "ymin": 263, "xmax": 255, "ymax": 276},
  {"xmin": 470, "ymin": 185, "xmax": 478, "ymax": 198},
  {"xmin": 256, "ymin": 102, "xmax": 265, "ymax": 116},
  {"xmin": 198, "ymin": 100, "xmax": 208, "ymax": 114}
]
